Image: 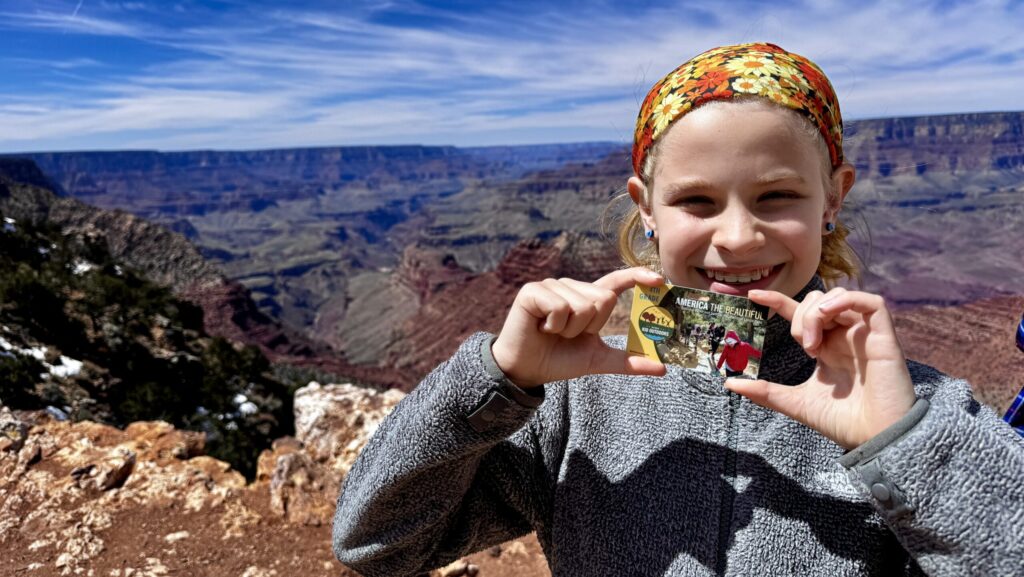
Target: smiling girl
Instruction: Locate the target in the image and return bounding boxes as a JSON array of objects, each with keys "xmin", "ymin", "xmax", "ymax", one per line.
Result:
[{"xmin": 334, "ymin": 43, "xmax": 1023, "ymax": 576}]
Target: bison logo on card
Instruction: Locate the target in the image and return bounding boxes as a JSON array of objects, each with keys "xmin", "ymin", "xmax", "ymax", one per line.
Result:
[{"xmin": 638, "ymin": 306, "xmax": 675, "ymax": 342}]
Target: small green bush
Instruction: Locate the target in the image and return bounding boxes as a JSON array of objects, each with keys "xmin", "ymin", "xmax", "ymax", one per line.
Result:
[{"xmin": 0, "ymin": 352, "xmax": 46, "ymax": 409}]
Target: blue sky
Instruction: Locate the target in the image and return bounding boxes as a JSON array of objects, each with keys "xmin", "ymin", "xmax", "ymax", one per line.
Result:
[{"xmin": 1, "ymin": 0, "xmax": 1022, "ymax": 152}]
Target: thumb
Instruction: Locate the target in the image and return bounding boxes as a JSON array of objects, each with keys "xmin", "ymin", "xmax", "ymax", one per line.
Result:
[
  {"xmin": 725, "ymin": 378, "xmax": 804, "ymax": 422},
  {"xmin": 591, "ymin": 347, "xmax": 667, "ymax": 378}
]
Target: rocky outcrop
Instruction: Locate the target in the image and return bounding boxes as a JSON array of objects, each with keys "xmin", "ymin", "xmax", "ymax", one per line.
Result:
[
  {"xmin": 396, "ymin": 244, "xmax": 476, "ymax": 301},
  {"xmin": 0, "ymin": 413, "xmax": 252, "ymax": 575},
  {"xmin": 0, "ymin": 380, "xmax": 549, "ymax": 576},
  {"xmin": 47, "ymin": 200, "xmax": 224, "ymax": 293},
  {"xmin": 291, "ymin": 382, "xmax": 404, "ymax": 476},
  {"xmin": 257, "ymin": 382, "xmax": 549, "ymax": 576},
  {"xmin": 256, "ymin": 382, "xmax": 405, "ymax": 526},
  {"xmin": 0, "ymin": 406, "xmax": 29, "ymax": 453}
]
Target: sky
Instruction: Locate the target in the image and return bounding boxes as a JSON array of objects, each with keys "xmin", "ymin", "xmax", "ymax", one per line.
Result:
[{"xmin": 1, "ymin": 0, "xmax": 1023, "ymax": 153}]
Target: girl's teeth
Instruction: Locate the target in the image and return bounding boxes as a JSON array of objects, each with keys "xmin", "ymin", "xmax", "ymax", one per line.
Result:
[{"xmin": 705, "ymin": 266, "xmax": 772, "ymax": 283}]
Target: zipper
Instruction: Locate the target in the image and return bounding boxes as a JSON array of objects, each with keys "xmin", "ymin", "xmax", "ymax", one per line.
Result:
[{"xmin": 716, "ymin": 390, "xmax": 740, "ymax": 575}]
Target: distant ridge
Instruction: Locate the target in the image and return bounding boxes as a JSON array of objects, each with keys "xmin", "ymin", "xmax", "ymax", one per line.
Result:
[
  {"xmin": 844, "ymin": 110, "xmax": 1024, "ymax": 175},
  {"xmin": 0, "ymin": 157, "xmax": 61, "ymax": 194},
  {"xmin": 6, "ymin": 142, "xmax": 624, "ymax": 184},
  {"xmin": 16, "ymin": 144, "xmax": 462, "ymax": 170}
]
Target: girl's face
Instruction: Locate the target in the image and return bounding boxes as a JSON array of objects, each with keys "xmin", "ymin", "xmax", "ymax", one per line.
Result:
[{"xmin": 629, "ymin": 102, "xmax": 854, "ymax": 298}]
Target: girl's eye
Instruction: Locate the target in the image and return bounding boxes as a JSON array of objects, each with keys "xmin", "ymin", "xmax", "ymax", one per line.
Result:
[
  {"xmin": 673, "ymin": 195, "xmax": 714, "ymax": 206},
  {"xmin": 760, "ymin": 190, "xmax": 800, "ymax": 201}
]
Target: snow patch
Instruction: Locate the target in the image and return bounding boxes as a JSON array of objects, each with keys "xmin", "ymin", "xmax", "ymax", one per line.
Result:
[
  {"xmin": 0, "ymin": 336, "xmax": 82, "ymax": 377},
  {"xmin": 49, "ymin": 356, "xmax": 83, "ymax": 377},
  {"xmin": 72, "ymin": 259, "xmax": 95, "ymax": 275}
]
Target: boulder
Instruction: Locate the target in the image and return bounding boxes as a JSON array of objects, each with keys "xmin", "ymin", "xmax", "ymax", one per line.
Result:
[
  {"xmin": 0, "ymin": 406, "xmax": 28, "ymax": 453},
  {"xmin": 253, "ymin": 382, "xmax": 405, "ymax": 526},
  {"xmin": 292, "ymin": 381, "xmax": 405, "ymax": 475},
  {"xmin": 70, "ymin": 447, "xmax": 136, "ymax": 493},
  {"xmin": 268, "ymin": 450, "xmax": 333, "ymax": 526}
]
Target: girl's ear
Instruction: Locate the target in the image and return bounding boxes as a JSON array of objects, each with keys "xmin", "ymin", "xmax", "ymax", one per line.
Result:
[
  {"xmin": 825, "ymin": 162, "xmax": 856, "ymax": 221},
  {"xmin": 628, "ymin": 176, "xmax": 657, "ymax": 231}
]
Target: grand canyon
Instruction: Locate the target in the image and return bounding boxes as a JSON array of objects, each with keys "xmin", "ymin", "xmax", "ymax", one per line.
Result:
[{"xmin": 1, "ymin": 110, "xmax": 1023, "ymax": 576}]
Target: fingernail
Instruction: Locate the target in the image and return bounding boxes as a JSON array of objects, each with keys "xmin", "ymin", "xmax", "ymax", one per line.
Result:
[
  {"xmin": 818, "ymin": 298, "xmax": 836, "ymax": 310},
  {"xmin": 803, "ymin": 328, "xmax": 814, "ymax": 347}
]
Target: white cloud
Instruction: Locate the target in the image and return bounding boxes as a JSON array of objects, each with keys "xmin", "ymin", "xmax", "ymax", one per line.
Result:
[
  {"xmin": 0, "ymin": 8, "xmax": 150, "ymax": 36},
  {"xmin": 0, "ymin": 0, "xmax": 1021, "ymax": 151},
  {"xmin": 0, "ymin": 88, "xmax": 290, "ymax": 142}
]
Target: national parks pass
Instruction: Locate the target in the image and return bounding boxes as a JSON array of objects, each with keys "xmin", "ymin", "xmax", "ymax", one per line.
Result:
[{"xmin": 627, "ymin": 284, "xmax": 769, "ymax": 378}]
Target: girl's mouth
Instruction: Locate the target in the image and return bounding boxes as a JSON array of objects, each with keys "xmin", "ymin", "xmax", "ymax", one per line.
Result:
[{"xmin": 696, "ymin": 264, "xmax": 783, "ymax": 295}]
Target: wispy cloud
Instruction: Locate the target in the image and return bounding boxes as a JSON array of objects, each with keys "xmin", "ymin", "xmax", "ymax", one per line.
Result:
[
  {"xmin": 1, "ymin": 8, "xmax": 149, "ymax": 36},
  {"xmin": 0, "ymin": 0, "xmax": 1021, "ymax": 152}
]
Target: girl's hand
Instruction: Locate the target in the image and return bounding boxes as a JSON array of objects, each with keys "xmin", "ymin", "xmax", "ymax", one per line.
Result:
[
  {"xmin": 491, "ymin": 267, "xmax": 668, "ymax": 389},
  {"xmin": 724, "ymin": 288, "xmax": 916, "ymax": 450}
]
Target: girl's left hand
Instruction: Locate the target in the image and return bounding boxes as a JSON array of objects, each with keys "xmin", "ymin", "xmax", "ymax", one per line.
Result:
[{"xmin": 724, "ymin": 288, "xmax": 916, "ymax": 450}]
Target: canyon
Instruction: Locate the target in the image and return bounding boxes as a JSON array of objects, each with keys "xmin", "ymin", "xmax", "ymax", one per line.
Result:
[
  {"xmin": 11, "ymin": 112, "xmax": 1023, "ymax": 389},
  {"xmin": 1, "ymin": 110, "xmax": 1022, "ymax": 575}
]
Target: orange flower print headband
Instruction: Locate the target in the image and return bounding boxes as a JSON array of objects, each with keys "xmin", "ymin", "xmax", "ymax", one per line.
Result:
[{"xmin": 632, "ymin": 42, "xmax": 844, "ymax": 177}]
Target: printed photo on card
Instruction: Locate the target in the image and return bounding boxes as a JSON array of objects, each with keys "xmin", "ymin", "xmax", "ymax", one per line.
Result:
[{"xmin": 626, "ymin": 284, "xmax": 769, "ymax": 379}]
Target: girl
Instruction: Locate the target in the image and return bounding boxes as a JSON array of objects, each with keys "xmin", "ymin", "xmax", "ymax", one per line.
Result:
[
  {"xmin": 715, "ymin": 330, "xmax": 761, "ymax": 378},
  {"xmin": 333, "ymin": 43, "xmax": 1024, "ymax": 576}
]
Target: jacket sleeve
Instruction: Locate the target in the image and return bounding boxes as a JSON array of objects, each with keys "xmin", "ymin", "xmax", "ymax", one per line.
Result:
[
  {"xmin": 838, "ymin": 362, "xmax": 1024, "ymax": 576},
  {"xmin": 332, "ymin": 332, "xmax": 549, "ymax": 577}
]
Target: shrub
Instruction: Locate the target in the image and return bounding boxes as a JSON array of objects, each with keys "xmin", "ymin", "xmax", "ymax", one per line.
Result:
[{"xmin": 0, "ymin": 352, "xmax": 46, "ymax": 409}]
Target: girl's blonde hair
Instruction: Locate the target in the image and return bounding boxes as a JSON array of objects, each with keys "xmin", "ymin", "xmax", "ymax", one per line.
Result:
[{"xmin": 613, "ymin": 99, "xmax": 861, "ymax": 287}]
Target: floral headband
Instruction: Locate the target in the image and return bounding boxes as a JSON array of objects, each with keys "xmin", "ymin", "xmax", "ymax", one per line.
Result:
[{"xmin": 632, "ymin": 42, "xmax": 844, "ymax": 177}]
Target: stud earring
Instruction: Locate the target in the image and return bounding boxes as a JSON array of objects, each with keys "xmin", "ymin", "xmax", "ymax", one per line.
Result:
[
  {"xmin": 824, "ymin": 222, "xmax": 836, "ymax": 234},
  {"xmin": 645, "ymin": 229, "xmax": 655, "ymax": 240}
]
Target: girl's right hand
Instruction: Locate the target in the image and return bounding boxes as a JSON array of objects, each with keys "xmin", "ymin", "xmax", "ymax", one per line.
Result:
[{"xmin": 491, "ymin": 267, "xmax": 669, "ymax": 389}]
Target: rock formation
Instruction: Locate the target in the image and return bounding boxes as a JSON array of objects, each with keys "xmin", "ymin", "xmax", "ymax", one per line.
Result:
[{"xmin": 0, "ymin": 380, "xmax": 550, "ymax": 576}]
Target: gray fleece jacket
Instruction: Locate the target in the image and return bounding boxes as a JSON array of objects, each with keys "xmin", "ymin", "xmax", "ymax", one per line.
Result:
[{"xmin": 333, "ymin": 278, "xmax": 1024, "ymax": 576}]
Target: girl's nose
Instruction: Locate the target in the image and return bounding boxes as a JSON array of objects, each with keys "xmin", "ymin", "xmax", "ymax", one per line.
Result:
[{"xmin": 711, "ymin": 205, "xmax": 765, "ymax": 256}]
